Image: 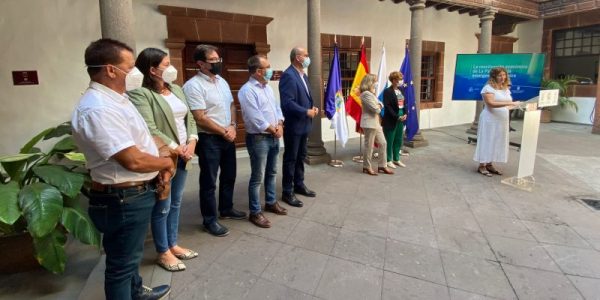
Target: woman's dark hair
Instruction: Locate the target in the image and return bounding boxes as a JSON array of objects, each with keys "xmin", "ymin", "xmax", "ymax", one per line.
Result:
[{"xmin": 135, "ymin": 47, "xmax": 169, "ymax": 93}]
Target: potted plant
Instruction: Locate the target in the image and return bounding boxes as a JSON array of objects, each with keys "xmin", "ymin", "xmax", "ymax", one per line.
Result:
[
  {"xmin": 540, "ymin": 75, "xmax": 579, "ymax": 122},
  {"xmin": 0, "ymin": 122, "xmax": 100, "ymax": 274}
]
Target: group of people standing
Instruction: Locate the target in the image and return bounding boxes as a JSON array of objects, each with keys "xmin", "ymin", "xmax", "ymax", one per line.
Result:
[
  {"xmin": 72, "ymin": 39, "xmax": 318, "ymax": 300},
  {"xmin": 359, "ymin": 72, "xmax": 409, "ymax": 176},
  {"xmin": 70, "ymin": 37, "xmax": 516, "ymax": 300}
]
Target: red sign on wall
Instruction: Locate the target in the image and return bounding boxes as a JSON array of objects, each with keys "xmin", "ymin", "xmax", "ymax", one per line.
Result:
[{"xmin": 12, "ymin": 71, "xmax": 39, "ymax": 85}]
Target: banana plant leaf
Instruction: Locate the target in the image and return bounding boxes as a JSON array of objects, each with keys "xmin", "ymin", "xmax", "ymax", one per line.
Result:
[
  {"xmin": 20, "ymin": 127, "xmax": 54, "ymax": 154},
  {"xmin": 0, "ymin": 153, "xmax": 41, "ymax": 182},
  {"xmin": 44, "ymin": 122, "xmax": 72, "ymax": 140},
  {"xmin": 62, "ymin": 152, "xmax": 86, "ymax": 163},
  {"xmin": 33, "ymin": 165, "xmax": 85, "ymax": 199},
  {"xmin": 61, "ymin": 207, "xmax": 100, "ymax": 247},
  {"xmin": 32, "ymin": 229, "xmax": 67, "ymax": 274},
  {"xmin": 18, "ymin": 183, "xmax": 63, "ymax": 238},
  {"xmin": 0, "ymin": 181, "xmax": 21, "ymax": 224}
]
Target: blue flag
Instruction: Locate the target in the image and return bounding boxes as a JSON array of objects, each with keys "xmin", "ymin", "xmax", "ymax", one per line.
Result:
[
  {"xmin": 400, "ymin": 47, "xmax": 419, "ymax": 141},
  {"xmin": 324, "ymin": 45, "xmax": 348, "ymax": 146}
]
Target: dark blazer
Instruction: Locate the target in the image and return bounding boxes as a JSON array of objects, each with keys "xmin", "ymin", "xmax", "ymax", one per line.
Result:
[
  {"xmin": 279, "ymin": 65, "xmax": 313, "ymax": 135},
  {"xmin": 382, "ymin": 86, "xmax": 406, "ymax": 130}
]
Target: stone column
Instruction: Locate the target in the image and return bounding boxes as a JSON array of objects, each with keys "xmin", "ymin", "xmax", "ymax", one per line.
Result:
[
  {"xmin": 405, "ymin": 0, "xmax": 429, "ymax": 148},
  {"xmin": 593, "ymin": 55, "xmax": 600, "ymax": 134},
  {"xmin": 467, "ymin": 7, "xmax": 497, "ymax": 135},
  {"xmin": 98, "ymin": 0, "xmax": 136, "ymax": 51},
  {"xmin": 305, "ymin": 0, "xmax": 331, "ymax": 164}
]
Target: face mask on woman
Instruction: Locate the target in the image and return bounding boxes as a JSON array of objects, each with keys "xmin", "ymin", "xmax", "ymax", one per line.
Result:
[{"xmin": 159, "ymin": 65, "xmax": 178, "ymax": 83}]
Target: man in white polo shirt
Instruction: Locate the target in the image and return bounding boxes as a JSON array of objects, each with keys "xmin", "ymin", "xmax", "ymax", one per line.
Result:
[
  {"xmin": 183, "ymin": 44, "xmax": 246, "ymax": 237},
  {"xmin": 72, "ymin": 38, "xmax": 174, "ymax": 300}
]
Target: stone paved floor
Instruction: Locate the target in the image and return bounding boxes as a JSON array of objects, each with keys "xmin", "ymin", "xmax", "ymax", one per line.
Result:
[{"xmin": 2, "ymin": 121, "xmax": 600, "ymax": 300}]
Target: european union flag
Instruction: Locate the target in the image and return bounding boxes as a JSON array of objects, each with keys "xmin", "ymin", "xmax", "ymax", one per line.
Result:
[{"xmin": 400, "ymin": 47, "xmax": 419, "ymax": 141}]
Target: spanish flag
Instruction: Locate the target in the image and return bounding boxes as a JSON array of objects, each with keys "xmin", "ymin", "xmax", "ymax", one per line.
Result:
[{"xmin": 345, "ymin": 44, "xmax": 369, "ymax": 131}]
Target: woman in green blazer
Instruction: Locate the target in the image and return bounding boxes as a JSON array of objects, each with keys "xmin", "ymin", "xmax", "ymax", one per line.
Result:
[{"xmin": 128, "ymin": 48, "xmax": 198, "ymax": 272}]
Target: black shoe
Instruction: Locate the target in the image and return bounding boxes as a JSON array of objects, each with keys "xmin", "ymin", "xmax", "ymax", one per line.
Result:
[
  {"xmin": 203, "ymin": 221, "xmax": 230, "ymax": 237},
  {"xmin": 220, "ymin": 208, "xmax": 247, "ymax": 220},
  {"xmin": 509, "ymin": 126, "xmax": 516, "ymax": 132},
  {"xmin": 135, "ymin": 285, "xmax": 170, "ymax": 300},
  {"xmin": 282, "ymin": 193, "xmax": 304, "ymax": 207},
  {"xmin": 294, "ymin": 186, "xmax": 316, "ymax": 197}
]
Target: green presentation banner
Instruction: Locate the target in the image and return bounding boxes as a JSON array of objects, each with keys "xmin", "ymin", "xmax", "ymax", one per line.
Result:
[{"xmin": 452, "ymin": 53, "xmax": 545, "ymax": 101}]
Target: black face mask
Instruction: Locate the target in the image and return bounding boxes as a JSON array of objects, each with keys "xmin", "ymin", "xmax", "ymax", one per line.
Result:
[{"xmin": 209, "ymin": 62, "xmax": 223, "ymax": 75}]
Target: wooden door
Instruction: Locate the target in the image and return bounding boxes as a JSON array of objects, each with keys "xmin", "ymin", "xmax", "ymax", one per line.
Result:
[{"xmin": 183, "ymin": 43, "xmax": 255, "ymax": 147}]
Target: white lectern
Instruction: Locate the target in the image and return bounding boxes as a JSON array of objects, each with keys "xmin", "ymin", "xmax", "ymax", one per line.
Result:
[{"xmin": 501, "ymin": 89, "xmax": 559, "ymax": 191}]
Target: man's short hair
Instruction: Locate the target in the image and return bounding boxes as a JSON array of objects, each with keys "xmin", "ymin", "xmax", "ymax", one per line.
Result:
[
  {"xmin": 289, "ymin": 47, "xmax": 302, "ymax": 62},
  {"xmin": 85, "ymin": 38, "xmax": 133, "ymax": 77},
  {"xmin": 193, "ymin": 44, "xmax": 218, "ymax": 62},
  {"xmin": 247, "ymin": 55, "xmax": 267, "ymax": 74}
]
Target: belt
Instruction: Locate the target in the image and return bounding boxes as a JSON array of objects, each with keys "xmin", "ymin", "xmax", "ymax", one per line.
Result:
[
  {"xmin": 248, "ymin": 133, "xmax": 272, "ymax": 136},
  {"xmin": 91, "ymin": 180, "xmax": 151, "ymax": 192}
]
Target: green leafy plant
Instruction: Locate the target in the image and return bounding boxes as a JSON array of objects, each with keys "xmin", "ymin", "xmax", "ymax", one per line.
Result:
[
  {"xmin": 541, "ymin": 75, "xmax": 579, "ymax": 113},
  {"xmin": 0, "ymin": 122, "xmax": 100, "ymax": 274}
]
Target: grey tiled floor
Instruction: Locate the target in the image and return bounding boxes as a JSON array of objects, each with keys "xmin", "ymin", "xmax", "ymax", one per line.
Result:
[{"xmin": 2, "ymin": 121, "xmax": 600, "ymax": 300}]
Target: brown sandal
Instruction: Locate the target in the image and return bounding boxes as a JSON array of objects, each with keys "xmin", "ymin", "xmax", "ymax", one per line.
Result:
[
  {"xmin": 378, "ymin": 167, "xmax": 394, "ymax": 175},
  {"xmin": 486, "ymin": 165, "xmax": 503, "ymax": 175},
  {"xmin": 362, "ymin": 168, "xmax": 378, "ymax": 176}
]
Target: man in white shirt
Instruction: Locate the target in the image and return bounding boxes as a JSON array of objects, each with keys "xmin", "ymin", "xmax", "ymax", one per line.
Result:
[
  {"xmin": 72, "ymin": 38, "xmax": 174, "ymax": 300},
  {"xmin": 183, "ymin": 44, "xmax": 246, "ymax": 237},
  {"xmin": 238, "ymin": 55, "xmax": 287, "ymax": 228}
]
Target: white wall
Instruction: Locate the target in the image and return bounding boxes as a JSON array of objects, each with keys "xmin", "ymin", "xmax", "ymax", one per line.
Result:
[
  {"xmin": 514, "ymin": 19, "xmax": 543, "ymax": 54},
  {"xmin": 0, "ymin": 0, "xmax": 101, "ymax": 155},
  {"xmin": 0, "ymin": 0, "xmax": 484, "ymax": 154},
  {"xmin": 550, "ymin": 97, "xmax": 596, "ymax": 125}
]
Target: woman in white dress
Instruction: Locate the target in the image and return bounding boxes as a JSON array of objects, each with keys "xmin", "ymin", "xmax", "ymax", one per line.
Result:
[{"xmin": 474, "ymin": 67, "xmax": 517, "ymax": 177}]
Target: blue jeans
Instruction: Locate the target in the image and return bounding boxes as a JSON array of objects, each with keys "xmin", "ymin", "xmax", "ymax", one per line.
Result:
[
  {"xmin": 151, "ymin": 159, "xmax": 188, "ymax": 253},
  {"xmin": 246, "ymin": 134, "xmax": 279, "ymax": 214},
  {"xmin": 282, "ymin": 132, "xmax": 307, "ymax": 195},
  {"xmin": 195, "ymin": 133, "xmax": 236, "ymax": 225},
  {"xmin": 87, "ymin": 183, "xmax": 156, "ymax": 300}
]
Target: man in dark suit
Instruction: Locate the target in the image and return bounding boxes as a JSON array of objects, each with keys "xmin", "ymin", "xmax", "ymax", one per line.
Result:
[{"xmin": 278, "ymin": 47, "xmax": 318, "ymax": 207}]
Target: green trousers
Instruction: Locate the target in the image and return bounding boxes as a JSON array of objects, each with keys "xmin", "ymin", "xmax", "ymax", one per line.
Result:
[{"xmin": 384, "ymin": 121, "xmax": 404, "ymax": 162}]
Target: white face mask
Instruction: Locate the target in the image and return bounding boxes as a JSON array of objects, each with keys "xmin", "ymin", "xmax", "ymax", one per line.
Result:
[
  {"xmin": 159, "ymin": 65, "xmax": 178, "ymax": 83},
  {"xmin": 109, "ymin": 65, "xmax": 144, "ymax": 91},
  {"xmin": 124, "ymin": 67, "xmax": 144, "ymax": 91},
  {"xmin": 86, "ymin": 65, "xmax": 145, "ymax": 91}
]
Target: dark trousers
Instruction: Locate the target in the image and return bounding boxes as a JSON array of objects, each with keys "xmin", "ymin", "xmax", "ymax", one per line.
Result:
[
  {"xmin": 87, "ymin": 183, "xmax": 156, "ymax": 300},
  {"xmin": 282, "ymin": 131, "xmax": 307, "ymax": 195},
  {"xmin": 196, "ymin": 133, "xmax": 236, "ymax": 225}
]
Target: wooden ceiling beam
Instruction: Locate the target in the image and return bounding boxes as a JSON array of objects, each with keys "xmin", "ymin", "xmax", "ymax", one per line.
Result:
[{"xmin": 435, "ymin": 3, "xmax": 451, "ymax": 10}]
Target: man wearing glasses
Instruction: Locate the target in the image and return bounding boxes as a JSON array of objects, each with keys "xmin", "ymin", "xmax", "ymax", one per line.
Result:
[{"xmin": 183, "ymin": 44, "xmax": 246, "ymax": 237}]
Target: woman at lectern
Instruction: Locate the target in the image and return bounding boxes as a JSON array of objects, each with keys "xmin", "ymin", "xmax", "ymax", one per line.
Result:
[{"xmin": 474, "ymin": 67, "xmax": 518, "ymax": 177}]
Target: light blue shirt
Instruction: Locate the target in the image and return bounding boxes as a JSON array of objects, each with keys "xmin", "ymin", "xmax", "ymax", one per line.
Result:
[
  {"xmin": 238, "ymin": 77, "xmax": 284, "ymax": 134},
  {"xmin": 182, "ymin": 72, "xmax": 233, "ymax": 132}
]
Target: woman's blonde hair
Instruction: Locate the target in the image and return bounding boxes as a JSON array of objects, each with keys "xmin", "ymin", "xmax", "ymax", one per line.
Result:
[
  {"xmin": 388, "ymin": 71, "xmax": 403, "ymax": 82},
  {"xmin": 487, "ymin": 67, "xmax": 511, "ymax": 90},
  {"xmin": 359, "ymin": 74, "xmax": 377, "ymax": 93}
]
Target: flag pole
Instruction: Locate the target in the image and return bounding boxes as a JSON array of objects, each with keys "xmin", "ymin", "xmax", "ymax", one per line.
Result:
[
  {"xmin": 328, "ymin": 33, "xmax": 343, "ymax": 167},
  {"xmin": 352, "ymin": 132, "xmax": 363, "ymax": 163},
  {"xmin": 328, "ymin": 131, "xmax": 343, "ymax": 167}
]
